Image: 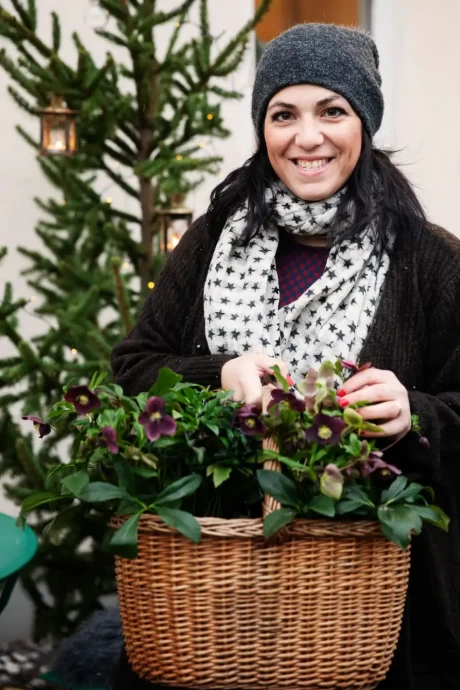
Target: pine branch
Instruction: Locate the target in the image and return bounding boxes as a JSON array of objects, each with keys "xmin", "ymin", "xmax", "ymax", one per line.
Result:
[
  {"xmin": 111, "ymin": 258, "xmax": 134, "ymax": 332},
  {"xmin": 51, "ymin": 12, "xmax": 61, "ymax": 53}
]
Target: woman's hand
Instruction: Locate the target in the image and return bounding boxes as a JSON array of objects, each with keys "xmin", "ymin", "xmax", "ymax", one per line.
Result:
[
  {"xmin": 221, "ymin": 354, "xmax": 289, "ymax": 404},
  {"xmin": 338, "ymin": 367, "xmax": 411, "ymax": 439}
]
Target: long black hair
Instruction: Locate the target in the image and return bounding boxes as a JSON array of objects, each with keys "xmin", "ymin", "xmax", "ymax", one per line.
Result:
[{"xmin": 206, "ymin": 131, "xmax": 427, "ymax": 252}]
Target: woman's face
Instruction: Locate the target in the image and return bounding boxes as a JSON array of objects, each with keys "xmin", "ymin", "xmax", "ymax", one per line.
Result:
[{"xmin": 264, "ymin": 84, "xmax": 362, "ymax": 201}]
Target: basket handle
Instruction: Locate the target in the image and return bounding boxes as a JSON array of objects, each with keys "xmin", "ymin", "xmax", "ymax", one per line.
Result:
[{"xmin": 261, "ymin": 385, "xmax": 282, "ymax": 518}]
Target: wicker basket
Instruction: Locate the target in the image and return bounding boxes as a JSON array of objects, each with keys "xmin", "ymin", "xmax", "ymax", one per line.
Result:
[{"xmin": 113, "ymin": 389, "xmax": 410, "ymax": 689}]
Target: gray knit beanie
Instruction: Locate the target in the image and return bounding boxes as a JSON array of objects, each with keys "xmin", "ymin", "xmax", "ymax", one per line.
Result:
[{"xmin": 252, "ymin": 23, "xmax": 384, "ymax": 139}]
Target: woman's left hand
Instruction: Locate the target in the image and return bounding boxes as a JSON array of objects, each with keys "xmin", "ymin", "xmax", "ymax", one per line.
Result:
[{"xmin": 338, "ymin": 367, "xmax": 411, "ymax": 439}]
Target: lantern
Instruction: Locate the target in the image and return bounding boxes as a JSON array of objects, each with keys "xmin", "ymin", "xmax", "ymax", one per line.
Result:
[
  {"xmin": 154, "ymin": 195, "xmax": 193, "ymax": 254},
  {"xmin": 40, "ymin": 95, "xmax": 77, "ymax": 157}
]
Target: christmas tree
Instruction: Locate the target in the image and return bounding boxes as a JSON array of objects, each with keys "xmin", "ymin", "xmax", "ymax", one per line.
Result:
[{"xmin": 0, "ymin": 0, "xmax": 271, "ymax": 641}]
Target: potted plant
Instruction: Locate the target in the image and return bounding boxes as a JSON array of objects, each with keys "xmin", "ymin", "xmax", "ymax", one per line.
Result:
[{"xmin": 19, "ymin": 361, "xmax": 448, "ymax": 689}]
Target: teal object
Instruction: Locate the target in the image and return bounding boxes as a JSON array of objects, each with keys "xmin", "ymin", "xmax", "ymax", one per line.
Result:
[{"xmin": 0, "ymin": 512, "xmax": 38, "ymax": 614}]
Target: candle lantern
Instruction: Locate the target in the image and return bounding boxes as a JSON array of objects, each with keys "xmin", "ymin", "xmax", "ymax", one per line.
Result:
[
  {"xmin": 154, "ymin": 195, "xmax": 193, "ymax": 254},
  {"xmin": 40, "ymin": 95, "xmax": 77, "ymax": 157}
]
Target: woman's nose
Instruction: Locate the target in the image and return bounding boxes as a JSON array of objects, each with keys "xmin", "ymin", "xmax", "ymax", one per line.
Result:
[{"xmin": 294, "ymin": 120, "xmax": 324, "ymax": 149}]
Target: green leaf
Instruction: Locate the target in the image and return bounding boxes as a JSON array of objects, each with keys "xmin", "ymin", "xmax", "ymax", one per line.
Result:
[
  {"xmin": 256, "ymin": 469, "xmax": 299, "ymax": 508},
  {"xmin": 89, "ymin": 371, "xmax": 107, "ymax": 390},
  {"xmin": 207, "ymin": 465, "xmax": 232, "ymax": 488},
  {"xmin": 377, "ymin": 504, "xmax": 423, "ymax": 549},
  {"xmin": 393, "ymin": 482, "xmax": 425, "ymax": 503},
  {"xmin": 61, "ymin": 470, "xmax": 90, "ymax": 497},
  {"xmin": 42, "ymin": 505, "xmax": 82, "ymax": 544},
  {"xmin": 156, "ymin": 507, "xmax": 201, "ymax": 543},
  {"xmin": 271, "ymin": 364, "xmax": 289, "ymax": 392},
  {"xmin": 149, "ymin": 368, "xmax": 183, "ymax": 396},
  {"xmin": 381, "ymin": 475, "xmax": 408, "ymax": 503},
  {"xmin": 154, "ymin": 474, "xmax": 202, "ymax": 506},
  {"xmin": 79, "ymin": 482, "xmax": 128, "ymax": 503},
  {"xmin": 412, "ymin": 504, "xmax": 450, "ymax": 531},
  {"xmin": 308, "ymin": 494, "xmax": 336, "ymax": 517},
  {"xmin": 20, "ymin": 491, "xmax": 65, "ymax": 515},
  {"xmin": 132, "ymin": 466, "xmax": 157, "ymax": 478},
  {"xmin": 343, "ymin": 407, "xmax": 363, "ymax": 426},
  {"xmin": 263, "ymin": 508, "xmax": 297, "ymax": 539},
  {"xmin": 109, "ymin": 512, "xmax": 142, "ymax": 558},
  {"xmin": 336, "ymin": 499, "xmax": 371, "ymax": 515}
]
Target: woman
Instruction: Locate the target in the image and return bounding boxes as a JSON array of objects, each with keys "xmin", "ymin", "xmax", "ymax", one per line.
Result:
[{"xmin": 111, "ymin": 23, "xmax": 460, "ymax": 690}]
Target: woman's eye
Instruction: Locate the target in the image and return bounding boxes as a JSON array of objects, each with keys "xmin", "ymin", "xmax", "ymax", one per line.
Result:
[
  {"xmin": 272, "ymin": 111, "xmax": 293, "ymax": 122},
  {"xmin": 323, "ymin": 107, "xmax": 347, "ymax": 118}
]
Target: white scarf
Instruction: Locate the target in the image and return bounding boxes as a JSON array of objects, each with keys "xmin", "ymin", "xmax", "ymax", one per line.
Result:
[{"xmin": 204, "ymin": 183, "xmax": 390, "ymax": 385}]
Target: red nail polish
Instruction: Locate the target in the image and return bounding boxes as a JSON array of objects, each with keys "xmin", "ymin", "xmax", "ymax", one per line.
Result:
[
  {"xmin": 337, "ymin": 389, "xmax": 346, "ymax": 397},
  {"xmin": 286, "ymin": 375, "xmax": 294, "ymax": 386},
  {"xmin": 339, "ymin": 399, "xmax": 349, "ymax": 407}
]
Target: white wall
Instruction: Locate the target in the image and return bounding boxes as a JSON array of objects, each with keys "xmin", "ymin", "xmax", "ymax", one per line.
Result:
[{"xmin": 372, "ymin": 0, "xmax": 460, "ymax": 234}]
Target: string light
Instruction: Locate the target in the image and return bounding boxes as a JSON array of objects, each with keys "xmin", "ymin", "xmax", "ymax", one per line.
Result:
[
  {"xmin": 71, "ymin": 348, "xmax": 77, "ymax": 354},
  {"xmin": 123, "ymin": 261, "xmax": 131, "ymax": 269},
  {"xmin": 147, "ymin": 281, "xmax": 155, "ymax": 289},
  {"xmin": 175, "ymin": 21, "xmax": 181, "ymax": 28},
  {"xmin": 207, "ymin": 114, "xmax": 214, "ymax": 120},
  {"xmin": 175, "ymin": 154, "xmax": 183, "ymax": 161},
  {"xmin": 199, "ymin": 141, "xmax": 206, "ymax": 148},
  {"xmin": 105, "ymin": 197, "xmax": 112, "ymax": 204}
]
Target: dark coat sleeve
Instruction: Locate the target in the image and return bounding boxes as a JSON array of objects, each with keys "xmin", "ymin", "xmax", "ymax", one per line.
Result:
[
  {"xmin": 397, "ymin": 233, "xmax": 460, "ymax": 479},
  {"xmin": 111, "ymin": 218, "xmax": 232, "ymax": 395}
]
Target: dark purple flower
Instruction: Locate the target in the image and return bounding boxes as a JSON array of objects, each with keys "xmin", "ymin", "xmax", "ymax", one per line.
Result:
[
  {"xmin": 100, "ymin": 426, "xmax": 119, "ymax": 454},
  {"xmin": 64, "ymin": 385, "xmax": 101, "ymax": 415},
  {"xmin": 138, "ymin": 396, "xmax": 176, "ymax": 442},
  {"xmin": 342, "ymin": 360, "xmax": 373, "ymax": 374},
  {"xmin": 235, "ymin": 404, "xmax": 266, "ymax": 436},
  {"xmin": 419, "ymin": 436, "xmax": 430, "ymax": 450},
  {"xmin": 361, "ymin": 451, "xmax": 401, "ymax": 479},
  {"xmin": 305, "ymin": 413, "xmax": 346, "ymax": 445},
  {"xmin": 22, "ymin": 415, "xmax": 51, "ymax": 439},
  {"xmin": 268, "ymin": 389, "xmax": 306, "ymax": 415}
]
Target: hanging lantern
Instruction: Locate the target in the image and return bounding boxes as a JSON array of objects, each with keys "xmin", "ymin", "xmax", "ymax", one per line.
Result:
[
  {"xmin": 154, "ymin": 194, "xmax": 193, "ymax": 254},
  {"xmin": 40, "ymin": 95, "xmax": 78, "ymax": 157}
]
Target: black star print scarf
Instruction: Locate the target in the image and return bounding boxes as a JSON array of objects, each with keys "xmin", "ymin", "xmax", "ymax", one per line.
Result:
[{"xmin": 204, "ymin": 182, "xmax": 390, "ymax": 385}]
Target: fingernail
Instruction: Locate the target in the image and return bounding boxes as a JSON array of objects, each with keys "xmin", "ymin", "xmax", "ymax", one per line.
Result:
[
  {"xmin": 286, "ymin": 375, "xmax": 294, "ymax": 386},
  {"xmin": 339, "ymin": 399, "xmax": 349, "ymax": 407},
  {"xmin": 337, "ymin": 388, "xmax": 346, "ymax": 397}
]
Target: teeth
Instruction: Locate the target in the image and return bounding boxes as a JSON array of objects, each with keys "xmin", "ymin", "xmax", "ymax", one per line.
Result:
[{"xmin": 295, "ymin": 158, "xmax": 329, "ymax": 170}]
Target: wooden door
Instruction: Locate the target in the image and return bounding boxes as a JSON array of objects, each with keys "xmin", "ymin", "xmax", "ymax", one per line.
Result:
[{"xmin": 256, "ymin": 0, "xmax": 361, "ymax": 44}]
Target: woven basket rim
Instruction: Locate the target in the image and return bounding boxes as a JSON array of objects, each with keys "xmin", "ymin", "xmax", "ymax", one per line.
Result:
[{"xmin": 110, "ymin": 513, "xmax": 386, "ymax": 539}]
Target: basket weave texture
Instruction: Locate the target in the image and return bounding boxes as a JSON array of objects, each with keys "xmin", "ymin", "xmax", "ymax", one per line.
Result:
[{"xmin": 113, "ymin": 512, "xmax": 410, "ymax": 690}]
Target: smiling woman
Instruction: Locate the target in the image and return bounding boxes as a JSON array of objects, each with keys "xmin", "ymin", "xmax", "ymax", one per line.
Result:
[
  {"xmin": 111, "ymin": 21, "xmax": 460, "ymax": 690},
  {"xmin": 264, "ymin": 85, "xmax": 363, "ymax": 201}
]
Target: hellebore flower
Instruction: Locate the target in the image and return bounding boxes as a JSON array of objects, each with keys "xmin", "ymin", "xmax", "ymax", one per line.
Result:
[
  {"xmin": 138, "ymin": 396, "xmax": 176, "ymax": 442},
  {"xmin": 320, "ymin": 463, "xmax": 344, "ymax": 500},
  {"xmin": 361, "ymin": 450, "xmax": 401, "ymax": 479},
  {"xmin": 22, "ymin": 415, "xmax": 51, "ymax": 439},
  {"xmin": 64, "ymin": 385, "xmax": 101, "ymax": 415},
  {"xmin": 419, "ymin": 436, "xmax": 430, "ymax": 450},
  {"xmin": 100, "ymin": 426, "xmax": 119, "ymax": 454},
  {"xmin": 341, "ymin": 360, "xmax": 372, "ymax": 374},
  {"xmin": 268, "ymin": 389, "xmax": 306, "ymax": 415},
  {"xmin": 305, "ymin": 413, "xmax": 346, "ymax": 445},
  {"xmin": 235, "ymin": 404, "xmax": 266, "ymax": 436}
]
